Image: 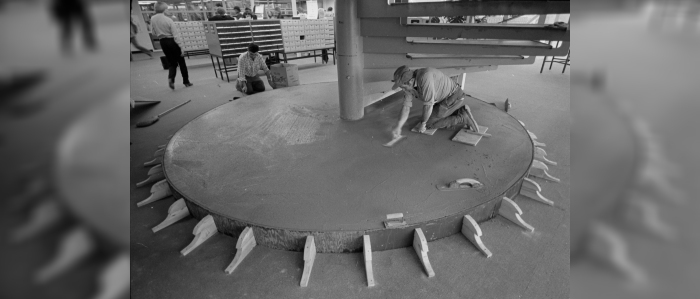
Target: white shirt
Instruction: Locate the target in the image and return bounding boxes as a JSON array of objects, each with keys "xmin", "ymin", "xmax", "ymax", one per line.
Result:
[{"xmin": 150, "ymin": 13, "xmax": 183, "ymax": 49}]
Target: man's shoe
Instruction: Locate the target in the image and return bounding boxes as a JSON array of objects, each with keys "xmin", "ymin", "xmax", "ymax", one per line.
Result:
[
  {"xmin": 184, "ymin": 83, "xmax": 193, "ymax": 87},
  {"xmin": 168, "ymin": 79, "xmax": 175, "ymax": 90}
]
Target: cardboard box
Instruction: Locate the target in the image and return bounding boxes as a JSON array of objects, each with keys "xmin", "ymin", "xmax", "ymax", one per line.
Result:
[{"xmin": 270, "ymin": 63, "xmax": 300, "ymax": 88}]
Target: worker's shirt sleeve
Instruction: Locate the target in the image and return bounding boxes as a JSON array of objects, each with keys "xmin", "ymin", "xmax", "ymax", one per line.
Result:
[{"xmin": 420, "ymin": 75, "xmax": 437, "ymax": 106}]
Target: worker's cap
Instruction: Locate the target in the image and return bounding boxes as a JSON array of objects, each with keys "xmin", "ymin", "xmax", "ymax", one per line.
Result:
[{"xmin": 391, "ymin": 65, "xmax": 413, "ymax": 90}]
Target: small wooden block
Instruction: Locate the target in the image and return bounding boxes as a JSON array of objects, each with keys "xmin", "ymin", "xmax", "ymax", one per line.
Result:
[
  {"xmin": 181, "ymin": 215, "xmax": 218, "ymax": 256},
  {"xmin": 528, "ymin": 131, "xmax": 537, "ymax": 140},
  {"xmin": 520, "ymin": 188, "xmax": 554, "ymax": 206},
  {"xmin": 413, "ymin": 228, "xmax": 435, "ymax": 277},
  {"xmin": 499, "ymin": 197, "xmax": 535, "ymax": 232},
  {"xmin": 147, "ymin": 164, "xmax": 163, "ymax": 176},
  {"xmin": 522, "ymin": 177, "xmax": 542, "ymax": 192},
  {"xmin": 225, "ymin": 227, "xmax": 257, "ymax": 274},
  {"xmin": 152, "ymin": 198, "xmax": 190, "ymax": 233},
  {"xmin": 153, "ymin": 148, "xmax": 165, "ymax": 157},
  {"xmin": 528, "ymin": 167, "xmax": 560, "ymax": 183},
  {"xmin": 300, "ymin": 236, "xmax": 316, "ymax": 287},
  {"xmin": 363, "ymin": 235, "xmax": 375, "ymax": 287},
  {"xmin": 452, "ymin": 126, "xmax": 489, "ymax": 146},
  {"xmin": 137, "ymin": 180, "xmax": 172, "ymax": 207},
  {"xmin": 504, "ymin": 98, "xmax": 511, "ymax": 112},
  {"xmin": 461, "ymin": 215, "xmax": 492, "ymax": 258},
  {"xmin": 384, "ymin": 213, "xmax": 406, "ymax": 228},
  {"xmin": 135, "ymin": 171, "xmax": 166, "ymax": 188},
  {"xmin": 411, "ymin": 123, "xmax": 437, "ymax": 135}
]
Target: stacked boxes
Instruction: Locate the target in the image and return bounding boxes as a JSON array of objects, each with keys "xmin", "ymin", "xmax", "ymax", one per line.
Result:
[
  {"xmin": 175, "ymin": 21, "xmax": 208, "ymax": 51},
  {"xmin": 280, "ymin": 19, "xmax": 335, "ymax": 52}
]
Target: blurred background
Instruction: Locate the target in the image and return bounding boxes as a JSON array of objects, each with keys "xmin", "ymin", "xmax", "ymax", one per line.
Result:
[{"xmin": 0, "ymin": 0, "xmax": 698, "ymax": 298}]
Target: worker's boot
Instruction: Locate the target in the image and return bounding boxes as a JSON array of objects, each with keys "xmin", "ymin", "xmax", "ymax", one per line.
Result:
[{"xmin": 168, "ymin": 78, "xmax": 175, "ymax": 90}]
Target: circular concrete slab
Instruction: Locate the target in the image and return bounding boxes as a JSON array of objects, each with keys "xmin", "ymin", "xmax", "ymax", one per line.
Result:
[{"xmin": 164, "ymin": 82, "xmax": 532, "ymax": 252}]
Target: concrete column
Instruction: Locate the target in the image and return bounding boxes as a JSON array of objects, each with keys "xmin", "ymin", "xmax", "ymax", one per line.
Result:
[{"xmin": 336, "ymin": 0, "xmax": 364, "ymax": 120}]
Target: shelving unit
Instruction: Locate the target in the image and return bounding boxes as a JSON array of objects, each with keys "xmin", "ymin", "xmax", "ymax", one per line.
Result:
[
  {"xmin": 202, "ymin": 19, "xmax": 336, "ymax": 82},
  {"xmin": 174, "ymin": 21, "xmax": 210, "ymax": 58}
]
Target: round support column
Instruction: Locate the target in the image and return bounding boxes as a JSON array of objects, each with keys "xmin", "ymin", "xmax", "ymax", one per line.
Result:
[{"xmin": 335, "ymin": 0, "xmax": 364, "ymax": 120}]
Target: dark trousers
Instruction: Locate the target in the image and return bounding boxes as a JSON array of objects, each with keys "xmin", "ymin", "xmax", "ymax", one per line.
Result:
[
  {"xmin": 237, "ymin": 75, "xmax": 266, "ymax": 95},
  {"xmin": 160, "ymin": 38, "xmax": 190, "ymax": 84},
  {"xmin": 53, "ymin": 4, "xmax": 96, "ymax": 54},
  {"xmin": 427, "ymin": 89, "xmax": 469, "ymax": 129}
]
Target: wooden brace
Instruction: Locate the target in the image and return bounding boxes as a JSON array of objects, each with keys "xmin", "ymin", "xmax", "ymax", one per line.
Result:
[
  {"xmin": 147, "ymin": 164, "xmax": 163, "ymax": 176},
  {"xmin": 535, "ymin": 147, "xmax": 557, "ymax": 166},
  {"xmin": 153, "ymin": 148, "xmax": 165, "ymax": 157},
  {"xmin": 135, "ymin": 171, "xmax": 166, "ymax": 188},
  {"xmin": 181, "ymin": 215, "xmax": 218, "ymax": 256},
  {"xmin": 413, "ymin": 228, "xmax": 435, "ymax": 277},
  {"xmin": 520, "ymin": 178, "xmax": 554, "ymax": 205},
  {"xmin": 363, "ymin": 235, "xmax": 376, "ymax": 287},
  {"xmin": 143, "ymin": 157, "xmax": 161, "ymax": 167},
  {"xmin": 461, "ymin": 215, "xmax": 492, "ymax": 258},
  {"xmin": 225, "ymin": 227, "xmax": 257, "ymax": 274},
  {"xmin": 528, "ymin": 162, "xmax": 560, "ymax": 182},
  {"xmin": 499, "ymin": 197, "xmax": 534, "ymax": 232},
  {"xmin": 152, "ymin": 198, "xmax": 190, "ymax": 233},
  {"xmin": 300, "ymin": 235, "xmax": 316, "ymax": 287},
  {"xmin": 137, "ymin": 180, "xmax": 172, "ymax": 207}
]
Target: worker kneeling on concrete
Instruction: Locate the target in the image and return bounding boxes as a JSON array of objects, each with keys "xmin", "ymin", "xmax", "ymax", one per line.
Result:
[
  {"xmin": 391, "ymin": 66, "xmax": 479, "ymax": 139},
  {"xmin": 236, "ymin": 43, "xmax": 275, "ymax": 95}
]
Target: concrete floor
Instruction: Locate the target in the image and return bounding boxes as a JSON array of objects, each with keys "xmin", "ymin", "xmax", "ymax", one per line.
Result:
[{"xmin": 130, "ymin": 54, "xmax": 570, "ymax": 298}]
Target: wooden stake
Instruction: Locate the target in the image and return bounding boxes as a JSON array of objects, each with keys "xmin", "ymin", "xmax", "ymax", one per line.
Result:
[
  {"xmin": 534, "ymin": 140, "xmax": 546, "ymax": 147},
  {"xmin": 93, "ymin": 253, "xmax": 129, "ymax": 299},
  {"xmin": 413, "ymin": 228, "xmax": 435, "ymax": 277},
  {"xmin": 225, "ymin": 227, "xmax": 257, "ymax": 274},
  {"xmin": 528, "ymin": 130, "xmax": 537, "ymax": 140},
  {"xmin": 499, "ymin": 197, "xmax": 535, "ymax": 232},
  {"xmin": 528, "ymin": 167, "xmax": 560, "ymax": 183},
  {"xmin": 588, "ymin": 223, "xmax": 647, "ymax": 283},
  {"xmin": 535, "ymin": 147, "xmax": 557, "ymax": 166},
  {"xmin": 532, "ymin": 159, "xmax": 549, "ymax": 172},
  {"xmin": 137, "ymin": 180, "xmax": 172, "ymax": 207},
  {"xmin": 300, "ymin": 235, "xmax": 316, "ymax": 287},
  {"xmin": 363, "ymin": 235, "xmax": 376, "ymax": 287},
  {"xmin": 147, "ymin": 164, "xmax": 163, "ymax": 176},
  {"xmin": 461, "ymin": 215, "xmax": 492, "ymax": 258},
  {"xmin": 158, "ymin": 144, "xmax": 166, "ymax": 149},
  {"xmin": 523, "ymin": 177, "xmax": 542, "ymax": 192},
  {"xmin": 135, "ymin": 171, "xmax": 166, "ymax": 188},
  {"xmin": 152, "ymin": 198, "xmax": 190, "ymax": 233},
  {"xmin": 181, "ymin": 215, "xmax": 218, "ymax": 256}
]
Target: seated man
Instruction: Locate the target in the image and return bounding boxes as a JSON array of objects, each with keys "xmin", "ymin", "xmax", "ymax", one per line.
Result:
[
  {"xmin": 231, "ymin": 6, "xmax": 243, "ymax": 19},
  {"xmin": 236, "ymin": 43, "xmax": 275, "ymax": 95},
  {"xmin": 208, "ymin": 7, "xmax": 235, "ymax": 21},
  {"xmin": 391, "ymin": 65, "xmax": 479, "ymax": 138},
  {"xmin": 242, "ymin": 7, "xmax": 258, "ymax": 20}
]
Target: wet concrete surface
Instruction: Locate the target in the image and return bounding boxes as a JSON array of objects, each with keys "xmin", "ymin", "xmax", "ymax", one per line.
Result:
[{"xmin": 164, "ymin": 82, "xmax": 532, "ymax": 238}]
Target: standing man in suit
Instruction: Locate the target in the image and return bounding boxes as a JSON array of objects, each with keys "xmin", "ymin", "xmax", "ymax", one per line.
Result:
[{"xmin": 151, "ymin": 2, "xmax": 193, "ymax": 89}]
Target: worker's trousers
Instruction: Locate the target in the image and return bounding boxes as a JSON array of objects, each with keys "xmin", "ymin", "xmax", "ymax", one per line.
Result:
[
  {"xmin": 426, "ymin": 89, "xmax": 470, "ymax": 129},
  {"xmin": 160, "ymin": 38, "xmax": 190, "ymax": 84}
]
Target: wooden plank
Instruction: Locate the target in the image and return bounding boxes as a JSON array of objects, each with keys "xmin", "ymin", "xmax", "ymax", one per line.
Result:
[
  {"xmin": 364, "ymin": 53, "xmax": 533, "ymax": 69},
  {"xmin": 411, "ymin": 122, "xmax": 437, "ymax": 135},
  {"xmin": 152, "ymin": 198, "xmax": 190, "ymax": 233},
  {"xmin": 498, "ymin": 197, "xmax": 535, "ymax": 232},
  {"xmin": 413, "ymin": 228, "xmax": 435, "ymax": 277},
  {"xmin": 360, "ymin": 18, "xmax": 570, "ymax": 41},
  {"xmin": 181, "ymin": 215, "xmax": 218, "ymax": 256},
  {"xmin": 137, "ymin": 179, "xmax": 172, "ymax": 207},
  {"xmin": 452, "ymin": 127, "xmax": 489, "ymax": 146},
  {"xmin": 461, "ymin": 215, "xmax": 492, "ymax": 258},
  {"xmin": 519, "ymin": 187, "xmax": 554, "ymax": 206},
  {"xmin": 358, "ymin": 0, "xmax": 570, "ymax": 18},
  {"xmin": 363, "ymin": 65, "xmax": 498, "ymax": 83},
  {"xmin": 363, "ymin": 235, "xmax": 376, "ymax": 287},
  {"xmin": 535, "ymin": 147, "xmax": 557, "ymax": 165},
  {"xmin": 364, "ymin": 37, "xmax": 570, "ymax": 56},
  {"xmin": 300, "ymin": 236, "xmax": 316, "ymax": 287},
  {"xmin": 225, "ymin": 227, "xmax": 256, "ymax": 274}
]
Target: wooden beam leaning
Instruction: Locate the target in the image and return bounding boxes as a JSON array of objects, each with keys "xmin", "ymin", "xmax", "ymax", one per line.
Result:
[
  {"xmin": 461, "ymin": 215, "xmax": 492, "ymax": 258},
  {"xmin": 363, "ymin": 235, "xmax": 376, "ymax": 287},
  {"xmin": 357, "ymin": 0, "xmax": 570, "ymax": 18},
  {"xmin": 181, "ymin": 215, "xmax": 218, "ymax": 256},
  {"xmin": 137, "ymin": 179, "xmax": 172, "ymax": 207},
  {"xmin": 360, "ymin": 18, "xmax": 570, "ymax": 41},
  {"xmin": 225, "ymin": 227, "xmax": 256, "ymax": 274},
  {"xmin": 364, "ymin": 37, "xmax": 570, "ymax": 56},
  {"xmin": 152, "ymin": 198, "xmax": 190, "ymax": 233},
  {"xmin": 364, "ymin": 53, "xmax": 534, "ymax": 69},
  {"xmin": 520, "ymin": 177, "xmax": 554, "ymax": 206},
  {"xmin": 300, "ymin": 235, "xmax": 316, "ymax": 287},
  {"xmin": 413, "ymin": 228, "xmax": 435, "ymax": 277},
  {"xmin": 499, "ymin": 197, "xmax": 535, "ymax": 232}
]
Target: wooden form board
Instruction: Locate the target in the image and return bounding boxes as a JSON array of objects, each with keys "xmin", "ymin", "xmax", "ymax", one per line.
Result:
[
  {"xmin": 152, "ymin": 198, "xmax": 190, "ymax": 233},
  {"xmin": 300, "ymin": 236, "xmax": 316, "ymax": 287},
  {"xmin": 225, "ymin": 227, "xmax": 256, "ymax": 274},
  {"xmin": 413, "ymin": 228, "xmax": 435, "ymax": 277},
  {"xmin": 452, "ymin": 127, "xmax": 489, "ymax": 146},
  {"xmin": 181, "ymin": 215, "xmax": 218, "ymax": 256},
  {"xmin": 363, "ymin": 235, "xmax": 375, "ymax": 287}
]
